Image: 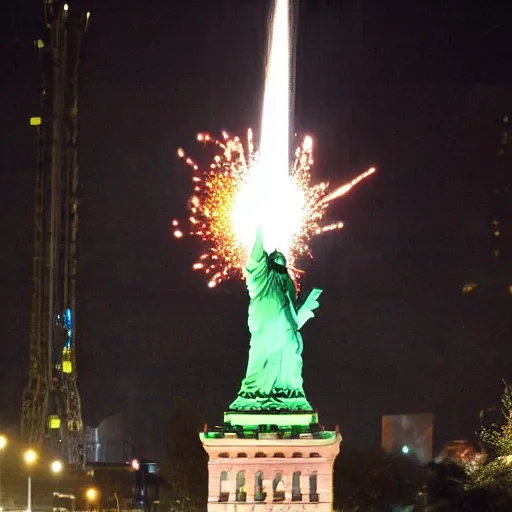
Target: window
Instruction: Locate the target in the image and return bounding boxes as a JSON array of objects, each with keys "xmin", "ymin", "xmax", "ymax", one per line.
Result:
[
  {"xmin": 237, "ymin": 452, "xmax": 247, "ymax": 458},
  {"xmin": 255, "ymin": 471, "xmax": 266, "ymax": 502},
  {"xmin": 219, "ymin": 471, "xmax": 229, "ymax": 502},
  {"xmin": 309, "ymin": 452, "xmax": 321, "ymax": 458},
  {"xmin": 219, "ymin": 452, "xmax": 229, "ymax": 458},
  {"xmin": 273, "ymin": 452, "xmax": 285, "ymax": 458},
  {"xmin": 292, "ymin": 471, "xmax": 302, "ymax": 501},
  {"xmin": 309, "ymin": 471, "xmax": 319, "ymax": 502},
  {"xmin": 236, "ymin": 471, "xmax": 246, "ymax": 502},
  {"xmin": 255, "ymin": 452, "xmax": 266, "ymax": 458},
  {"xmin": 273, "ymin": 472, "xmax": 285, "ymax": 502},
  {"xmin": 292, "ymin": 452, "xmax": 303, "ymax": 458}
]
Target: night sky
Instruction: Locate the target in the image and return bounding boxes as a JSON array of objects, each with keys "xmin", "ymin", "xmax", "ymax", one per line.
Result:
[{"xmin": 1, "ymin": 0, "xmax": 511, "ymax": 459}]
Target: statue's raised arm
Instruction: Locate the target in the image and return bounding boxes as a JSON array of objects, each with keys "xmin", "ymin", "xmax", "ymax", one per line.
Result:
[
  {"xmin": 246, "ymin": 224, "xmax": 265, "ymax": 271},
  {"xmin": 243, "ymin": 225, "xmax": 269, "ymax": 300}
]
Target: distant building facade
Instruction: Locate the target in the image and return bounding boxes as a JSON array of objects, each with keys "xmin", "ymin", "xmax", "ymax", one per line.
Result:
[
  {"xmin": 85, "ymin": 414, "xmax": 134, "ymax": 463},
  {"xmin": 382, "ymin": 413, "xmax": 434, "ymax": 463}
]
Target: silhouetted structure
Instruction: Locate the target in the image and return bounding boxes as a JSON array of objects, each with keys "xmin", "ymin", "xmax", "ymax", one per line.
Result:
[
  {"xmin": 21, "ymin": 0, "xmax": 90, "ymax": 466},
  {"xmin": 462, "ymin": 114, "xmax": 512, "ymax": 296},
  {"xmin": 86, "ymin": 414, "xmax": 134, "ymax": 463}
]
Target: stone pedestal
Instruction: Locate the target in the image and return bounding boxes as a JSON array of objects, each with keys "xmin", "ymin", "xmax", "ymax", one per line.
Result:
[{"xmin": 200, "ymin": 411, "xmax": 341, "ymax": 511}]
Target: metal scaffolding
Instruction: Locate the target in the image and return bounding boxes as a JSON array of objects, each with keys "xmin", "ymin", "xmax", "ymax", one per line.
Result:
[{"xmin": 21, "ymin": 0, "xmax": 90, "ymax": 466}]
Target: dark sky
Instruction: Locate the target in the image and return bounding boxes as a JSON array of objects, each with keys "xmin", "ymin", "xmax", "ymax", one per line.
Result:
[{"xmin": 1, "ymin": 0, "xmax": 512, "ymax": 458}]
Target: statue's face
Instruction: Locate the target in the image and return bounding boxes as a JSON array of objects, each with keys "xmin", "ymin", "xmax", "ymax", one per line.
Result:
[
  {"xmin": 269, "ymin": 251, "xmax": 287, "ymax": 273},
  {"xmin": 273, "ymin": 253, "xmax": 286, "ymax": 266}
]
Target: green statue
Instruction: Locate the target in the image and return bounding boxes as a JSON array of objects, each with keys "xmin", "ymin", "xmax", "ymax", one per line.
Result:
[{"xmin": 229, "ymin": 225, "xmax": 322, "ymax": 411}]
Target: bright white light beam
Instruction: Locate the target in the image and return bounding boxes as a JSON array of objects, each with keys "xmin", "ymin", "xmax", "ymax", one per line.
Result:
[{"xmin": 233, "ymin": 0, "xmax": 302, "ymax": 256}]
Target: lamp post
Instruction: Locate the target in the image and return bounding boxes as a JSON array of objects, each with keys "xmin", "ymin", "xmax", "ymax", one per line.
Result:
[
  {"xmin": 85, "ymin": 487, "xmax": 98, "ymax": 512},
  {"xmin": 51, "ymin": 460, "xmax": 63, "ymax": 498},
  {"xmin": 24, "ymin": 449, "xmax": 38, "ymax": 512},
  {"xmin": 0, "ymin": 435, "xmax": 7, "ymax": 512}
]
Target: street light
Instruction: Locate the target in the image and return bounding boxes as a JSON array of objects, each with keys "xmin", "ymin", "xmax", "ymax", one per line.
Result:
[
  {"xmin": 24, "ymin": 449, "xmax": 37, "ymax": 465},
  {"xmin": 24, "ymin": 449, "xmax": 38, "ymax": 512},
  {"xmin": 51, "ymin": 459, "xmax": 64, "ymax": 497},
  {"xmin": 0, "ymin": 435, "xmax": 7, "ymax": 512},
  {"xmin": 51, "ymin": 460, "xmax": 64, "ymax": 474},
  {"xmin": 85, "ymin": 487, "xmax": 99, "ymax": 512},
  {"xmin": 85, "ymin": 488, "xmax": 98, "ymax": 501}
]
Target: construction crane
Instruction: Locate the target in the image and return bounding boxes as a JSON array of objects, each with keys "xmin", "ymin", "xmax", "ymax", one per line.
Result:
[{"xmin": 21, "ymin": 0, "xmax": 90, "ymax": 466}]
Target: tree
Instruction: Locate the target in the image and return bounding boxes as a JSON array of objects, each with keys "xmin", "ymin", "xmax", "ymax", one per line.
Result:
[
  {"xmin": 479, "ymin": 381, "xmax": 512, "ymax": 458},
  {"xmin": 424, "ymin": 382, "xmax": 512, "ymax": 511},
  {"xmin": 334, "ymin": 448, "xmax": 427, "ymax": 511},
  {"xmin": 424, "ymin": 460, "xmax": 469, "ymax": 511},
  {"xmin": 466, "ymin": 381, "xmax": 512, "ymax": 505},
  {"xmin": 160, "ymin": 397, "xmax": 208, "ymax": 512},
  {"xmin": 415, "ymin": 383, "xmax": 512, "ymax": 510}
]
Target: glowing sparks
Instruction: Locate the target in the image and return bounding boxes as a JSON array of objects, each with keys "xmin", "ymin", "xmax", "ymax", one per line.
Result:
[
  {"xmin": 173, "ymin": 132, "xmax": 251, "ymax": 288},
  {"xmin": 172, "ymin": 132, "xmax": 375, "ymax": 287},
  {"xmin": 172, "ymin": 0, "xmax": 375, "ymax": 287},
  {"xmin": 321, "ymin": 167, "xmax": 376, "ymax": 203}
]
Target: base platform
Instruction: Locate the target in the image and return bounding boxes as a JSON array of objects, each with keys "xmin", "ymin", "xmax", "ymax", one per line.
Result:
[
  {"xmin": 224, "ymin": 410, "xmax": 319, "ymax": 428},
  {"xmin": 200, "ymin": 411, "xmax": 341, "ymax": 511}
]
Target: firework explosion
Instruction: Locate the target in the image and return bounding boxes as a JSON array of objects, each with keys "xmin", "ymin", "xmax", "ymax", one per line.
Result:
[
  {"xmin": 172, "ymin": 0, "xmax": 375, "ymax": 287},
  {"xmin": 172, "ymin": 131, "xmax": 375, "ymax": 288}
]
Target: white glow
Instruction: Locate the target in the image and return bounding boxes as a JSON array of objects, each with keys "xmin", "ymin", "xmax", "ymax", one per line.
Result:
[
  {"xmin": 232, "ymin": 0, "xmax": 302, "ymax": 256},
  {"xmin": 64, "ymin": 4, "xmax": 69, "ymax": 11},
  {"xmin": 232, "ymin": 160, "xmax": 303, "ymax": 256},
  {"xmin": 259, "ymin": 0, "xmax": 290, "ymax": 184},
  {"xmin": 51, "ymin": 460, "xmax": 63, "ymax": 474}
]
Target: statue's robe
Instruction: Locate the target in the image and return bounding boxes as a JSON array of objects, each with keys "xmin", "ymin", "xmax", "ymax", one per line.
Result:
[{"xmin": 229, "ymin": 236, "xmax": 312, "ymax": 411}]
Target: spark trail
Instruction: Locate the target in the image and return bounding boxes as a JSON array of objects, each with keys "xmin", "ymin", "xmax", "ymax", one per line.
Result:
[
  {"xmin": 172, "ymin": 0, "xmax": 375, "ymax": 287},
  {"xmin": 173, "ymin": 131, "xmax": 375, "ymax": 287}
]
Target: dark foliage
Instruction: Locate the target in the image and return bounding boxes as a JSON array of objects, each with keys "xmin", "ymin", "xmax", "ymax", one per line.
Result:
[
  {"xmin": 334, "ymin": 447, "xmax": 427, "ymax": 511},
  {"xmin": 160, "ymin": 397, "xmax": 208, "ymax": 511},
  {"xmin": 425, "ymin": 460, "xmax": 512, "ymax": 511}
]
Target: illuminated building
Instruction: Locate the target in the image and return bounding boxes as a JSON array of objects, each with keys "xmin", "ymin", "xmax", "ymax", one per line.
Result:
[
  {"xmin": 382, "ymin": 413, "xmax": 434, "ymax": 463},
  {"xmin": 462, "ymin": 115, "xmax": 512, "ymax": 296},
  {"xmin": 201, "ymin": 414, "xmax": 341, "ymax": 511}
]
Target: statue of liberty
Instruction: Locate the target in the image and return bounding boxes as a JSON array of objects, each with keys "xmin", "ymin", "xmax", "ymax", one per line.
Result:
[{"xmin": 229, "ymin": 225, "xmax": 322, "ymax": 411}]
